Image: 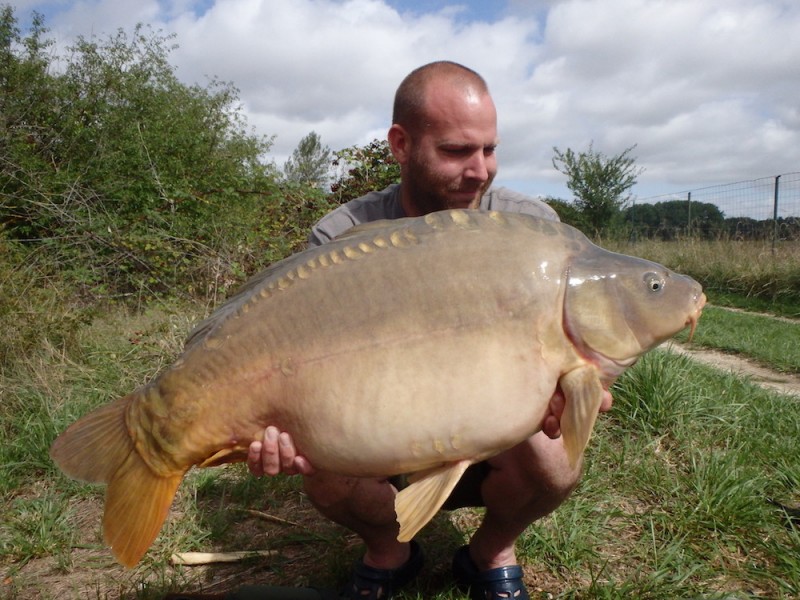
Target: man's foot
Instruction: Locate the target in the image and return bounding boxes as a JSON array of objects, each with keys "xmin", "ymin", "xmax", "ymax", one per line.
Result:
[
  {"xmin": 343, "ymin": 540, "xmax": 424, "ymax": 599},
  {"xmin": 452, "ymin": 545, "xmax": 530, "ymax": 600}
]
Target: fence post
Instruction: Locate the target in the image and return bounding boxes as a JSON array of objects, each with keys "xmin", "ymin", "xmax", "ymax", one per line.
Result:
[
  {"xmin": 687, "ymin": 191, "xmax": 692, "ymax": 237},
  {"xmin": 772, "ymin": 174, "xmax": 781, "ymax": 254}
]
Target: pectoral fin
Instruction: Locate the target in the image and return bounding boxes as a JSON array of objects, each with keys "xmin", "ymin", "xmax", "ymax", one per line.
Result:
[
  {"xmin": 395, "ymin": 459, "xmax": 471, "ymax": 542},
  {"xmin": 559, "ymin": 366, "xmax": 605, "ymax": 468}
]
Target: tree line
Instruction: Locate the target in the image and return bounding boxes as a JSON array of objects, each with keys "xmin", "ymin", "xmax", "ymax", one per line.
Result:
[{"xmin": 623, "ymin": 200, "xmax": 799, "ymax": 241}]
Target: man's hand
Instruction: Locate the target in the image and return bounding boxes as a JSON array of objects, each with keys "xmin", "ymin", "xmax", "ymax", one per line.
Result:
[
  {"xmin": 541, "ymin": 388, "xmax": 613, "ymax": 440},
  {"xmin": 247, "ymin": 426, "xmax": 315, "ymax": 477}
]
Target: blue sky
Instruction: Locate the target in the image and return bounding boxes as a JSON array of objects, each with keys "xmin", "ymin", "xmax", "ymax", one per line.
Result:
[
  {"xmin": 8, "ymin": 0, "xmax": 800, "ymax": 216},
  {"xmin": 384, "ymin": 0, "xmax": 507, "ymax": 22}
]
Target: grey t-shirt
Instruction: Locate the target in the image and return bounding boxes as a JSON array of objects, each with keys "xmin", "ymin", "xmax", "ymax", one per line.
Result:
[{"xmin": 308, "ymin": 184, "xmax": 559, "ymax": 247}]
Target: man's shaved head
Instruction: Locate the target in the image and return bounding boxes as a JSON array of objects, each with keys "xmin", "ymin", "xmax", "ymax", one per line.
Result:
[{"xmin": 392, "ymin": 61, "xmax": 490, "ymax": 135}]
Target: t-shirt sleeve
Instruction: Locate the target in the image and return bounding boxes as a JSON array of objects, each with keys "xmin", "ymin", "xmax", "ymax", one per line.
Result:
[
  {"xmin": 308, "ymin": 210, "xmax": 359, "ymax": 247},
  {"xmin": 308, "ymin": 185, "xmax": 404, "ymax": 247}
]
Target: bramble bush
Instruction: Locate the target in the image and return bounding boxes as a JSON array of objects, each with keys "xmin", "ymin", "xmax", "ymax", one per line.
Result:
[{"xmin": 0, "ymin": 7, "xmax": 337, "ymax": 367}]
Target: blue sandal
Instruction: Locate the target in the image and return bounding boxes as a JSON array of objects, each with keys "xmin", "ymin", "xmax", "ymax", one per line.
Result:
[
  {"xmin": 452, "ymin": 545, "xmax": 530, "ymax": 600},
  {"xmin": 343, "ymin": 540, "xmax": 424, "ymax": 599}
]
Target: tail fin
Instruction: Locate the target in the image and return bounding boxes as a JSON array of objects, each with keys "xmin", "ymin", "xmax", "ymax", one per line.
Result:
[
  {"xmin": 50, "ymin": 394, "xmax": 184, "ymax": 567},
  {"xmin": 50, "ymin": 395, "xmax": 135, "ymax": 483},
  {"xmin": 103, "ymin": 448, "xmax": 183, "ymax": 567}
]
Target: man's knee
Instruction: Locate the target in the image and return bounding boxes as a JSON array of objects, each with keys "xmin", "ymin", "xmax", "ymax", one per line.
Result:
[
  {"xmin": 302, "ymin": 472, "xmax": 359, "ymax": 509},
  {"xmin": 487, "ymin": 434, "xmax": 582, "ymax": 505}
]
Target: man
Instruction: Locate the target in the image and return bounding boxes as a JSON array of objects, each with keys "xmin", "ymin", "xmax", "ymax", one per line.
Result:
[{"xmin": 246, "ymin": 61, "xmax": 612, "ymax": 600}]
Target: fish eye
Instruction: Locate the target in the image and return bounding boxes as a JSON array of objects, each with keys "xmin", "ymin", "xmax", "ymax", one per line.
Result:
[{"xmin": 644, "ymin": 272, "xmax": 665, "ymax": 292}]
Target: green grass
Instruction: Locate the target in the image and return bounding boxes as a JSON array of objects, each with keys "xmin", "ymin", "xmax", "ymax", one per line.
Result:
[
  {"xmin": 2, "ymin": 294, "xmax": 799, "ymax": 598},
  {"xmin": 675, "ymin": 305, "xmax": 800, "ymax": 374}
]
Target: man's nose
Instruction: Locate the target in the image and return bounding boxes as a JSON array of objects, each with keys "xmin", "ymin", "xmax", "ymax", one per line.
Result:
[{"xmin": 464, "ymin": 152, "xmax": 489, "ymax": 181}]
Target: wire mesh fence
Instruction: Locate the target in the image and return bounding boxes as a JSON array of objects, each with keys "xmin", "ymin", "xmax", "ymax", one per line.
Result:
[{"xmin": 632, "ymin": 172, "xmax": 800, "ymax": 242}]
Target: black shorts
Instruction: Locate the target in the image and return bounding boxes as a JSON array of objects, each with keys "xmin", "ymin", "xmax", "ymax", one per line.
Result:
[{"xmin": 389, "ymin": 461, "xmax": 492, "ymax": 510}]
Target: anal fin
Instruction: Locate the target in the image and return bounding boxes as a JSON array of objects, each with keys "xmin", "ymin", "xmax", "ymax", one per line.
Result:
[
  {"xmin": 559, "ymin": 366, "xmax": 604, "ymax": 468},
  {"xmin": 395, "ymin": 459, "xmax": 471, "ymax": 542}
]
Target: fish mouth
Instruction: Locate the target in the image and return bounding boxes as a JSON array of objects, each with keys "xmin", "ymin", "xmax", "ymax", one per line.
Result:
[{"xmin": 686, "ymin": 292, "xmax": 707, "ymax": 341}]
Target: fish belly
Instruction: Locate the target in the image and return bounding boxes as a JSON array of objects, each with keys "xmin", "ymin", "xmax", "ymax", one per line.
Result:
[{"xmin": 275, "ymin": 324, "xmax": 558, "ymax": 476}]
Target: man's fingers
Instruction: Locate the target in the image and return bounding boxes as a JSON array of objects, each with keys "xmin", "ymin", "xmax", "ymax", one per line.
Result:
[
  {"xmin": 541, "ymin": 414, "xmax": 562, "ymax": 440},
  {"xmin": 278, "ymin": 432, "xmax": 299, "ymax": 474},
  {"xmin": 543, "ymin": 386, "xmax": 611, "ymax": 440},
  {"xmin": 259, "ymin": 426, "xmax": 281, "ymax": 476},
  {"xmin": 247, "ymin": 426, "xmax": 316, "ymax": 477},
  {"xmin": 549, "ymin": 390, "xmax": 566, "ymax": 419},
  {"xmin": 293, "ymin": 456, "xmax": 316, "ymax": 476},
  {"xmin": 247, "ymin": 440, "xmax": 265, "ymax": 477},
  {"xmin": 600, "ymin": 390, "xmax": 613, "ymax": 412}
]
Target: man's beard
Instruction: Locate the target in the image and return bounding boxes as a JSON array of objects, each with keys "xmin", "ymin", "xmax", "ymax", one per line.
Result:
[{"xmin": 404, "ymin": 153, "xmax": 493, "ymax": 215}]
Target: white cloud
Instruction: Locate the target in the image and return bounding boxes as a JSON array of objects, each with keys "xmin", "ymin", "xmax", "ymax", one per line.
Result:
[{"xmin": 11, "ymin": 0, "xmax": 800, "ymax": 202}]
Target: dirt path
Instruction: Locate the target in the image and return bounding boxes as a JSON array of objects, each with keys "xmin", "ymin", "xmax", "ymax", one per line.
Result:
[{"xmin": 664, "ymin": 340, "xmax": 800, "ymax": 397}]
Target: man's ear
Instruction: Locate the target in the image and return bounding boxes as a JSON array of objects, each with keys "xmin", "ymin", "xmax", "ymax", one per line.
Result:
[{"xmin": 388, "ymin": 124, "xmax": 411, "ymax": 164}]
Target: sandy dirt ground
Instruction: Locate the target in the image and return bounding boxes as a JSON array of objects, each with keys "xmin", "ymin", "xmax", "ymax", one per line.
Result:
[{"xmin": 665, "ymin": 340, "xmax": 800, "ymax": 397}]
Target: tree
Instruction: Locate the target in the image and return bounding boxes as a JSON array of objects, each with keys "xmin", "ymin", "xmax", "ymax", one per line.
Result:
[
  {"xmin": 622, "ymin": 199, "xmax": 725, "ymax": 240},
  {"xmin": 543, "ymin": 197, "xmax": 589, "ymax": 231},
  {"xmin": 329, "ymin": 139, "xmax": 400, "ymax": 204},
  {"xmin": 283, "ymin": 131, "xmax": 331, "ymax": 189},
  {"xmin": 1, "ymin": 7, "xmax": 57, "ymax": 235},
  {"xmin": 687, "ymin": 201, "xmax": 725, "ymax": 238},
  {"xmin": 624, "ymin": 201, "xmax": 660, "ymax": 239},
  {"xmin": 552, "ymin": 142, "xmax": 644, "ymax": 235}
]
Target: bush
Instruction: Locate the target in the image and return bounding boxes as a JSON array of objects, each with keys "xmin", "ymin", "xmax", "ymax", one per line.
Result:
[
  {"xmin": 1, "ymin": 9, "xmax": 312, "ymax": 303},
  {"xmin": 0, "ymin": 233, "xmax": 94, "ymax": 371}
]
